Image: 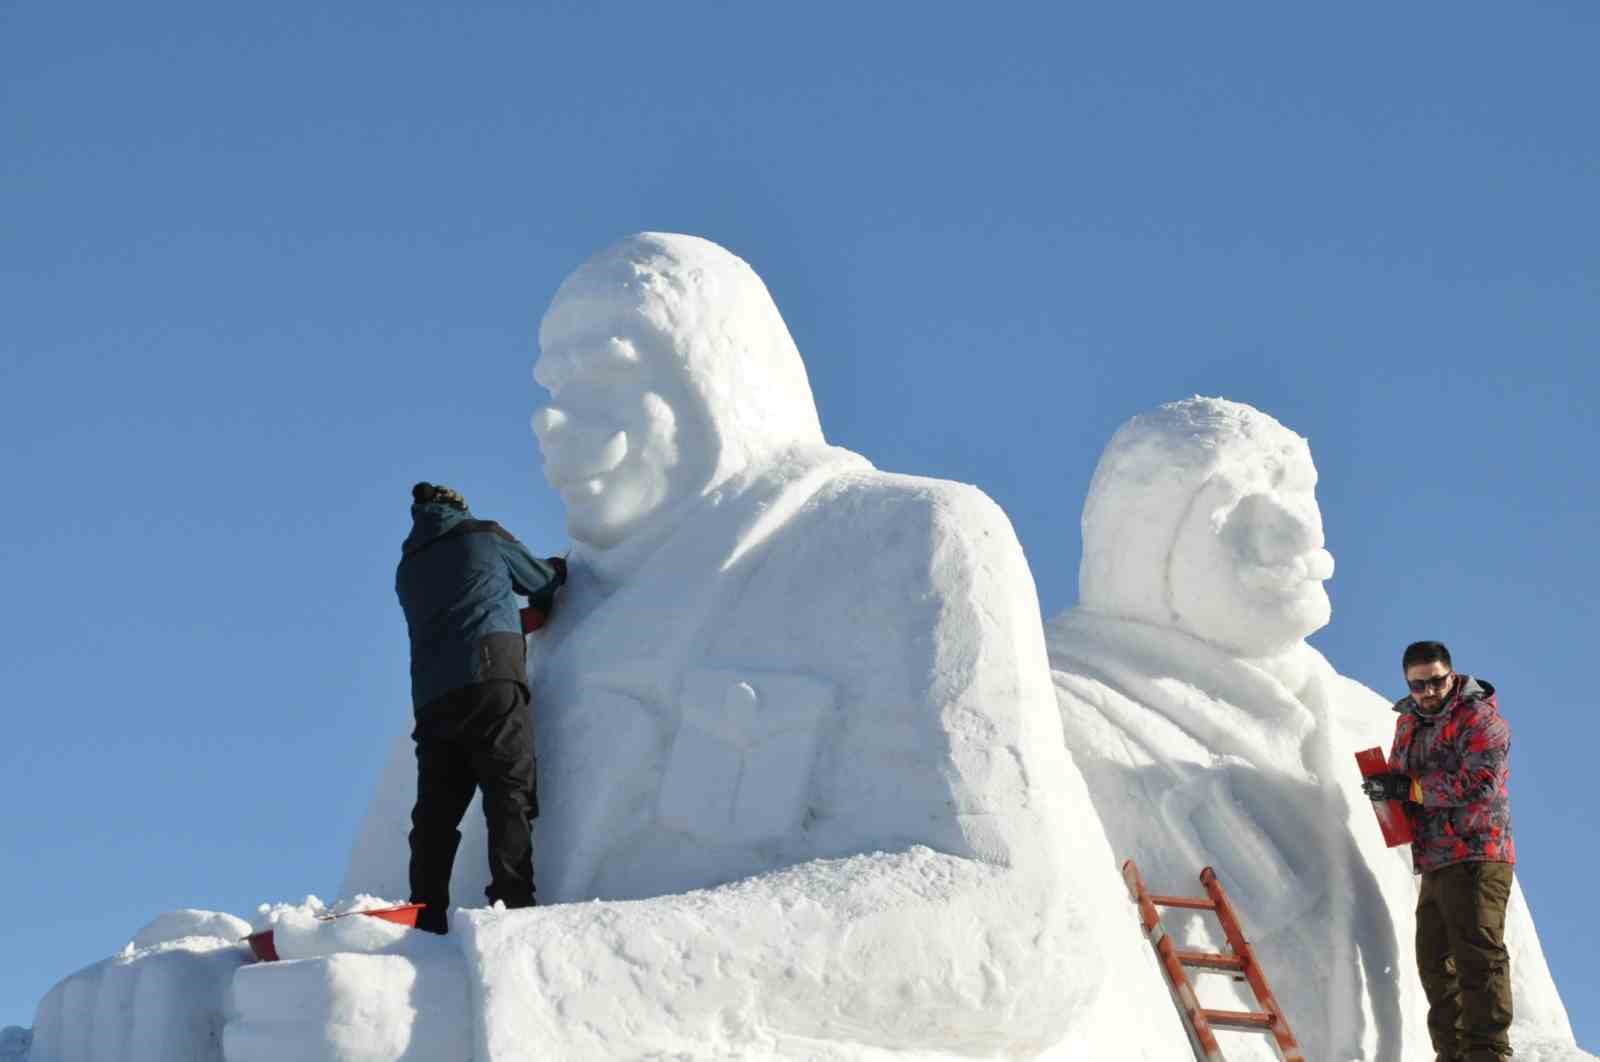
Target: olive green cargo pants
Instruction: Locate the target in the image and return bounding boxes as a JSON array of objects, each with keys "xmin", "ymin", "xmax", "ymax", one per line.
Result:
[{"xmin": 1417, "ymin": 860, "xmax": 1514, "ymax": 1061}]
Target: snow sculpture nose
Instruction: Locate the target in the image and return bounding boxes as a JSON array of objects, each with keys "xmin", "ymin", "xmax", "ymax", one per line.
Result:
[{"xmin": 1224, "ymin": 494, "xmax": 1322, "ymax": 567}]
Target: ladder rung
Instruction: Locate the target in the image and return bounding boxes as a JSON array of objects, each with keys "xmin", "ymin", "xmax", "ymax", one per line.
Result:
[
  {"xmin": 1150, "ymin": 893, "xmax": 1217, "ymax": 910},
  {"xmin": 1203, "ymin": 1008, "xmax": 1276, "ymax": 1029},
  {"xmin": 1175, "ymin": 949, "xmax": 1245, "ymax": 971}
]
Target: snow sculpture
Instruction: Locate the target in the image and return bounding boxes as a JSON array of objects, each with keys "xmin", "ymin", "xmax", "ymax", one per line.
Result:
[
  {"xmin": 1048, "ymin": 396, "xmax": 1590, "ymax": 1061},
  {"xmin": 309, "ymin": 232, "xmax": 1187, "ymax": 1060}
]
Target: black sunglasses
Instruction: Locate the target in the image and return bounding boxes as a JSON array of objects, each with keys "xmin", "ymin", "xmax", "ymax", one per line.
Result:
[{"xmin": 1407, "ymin": 673, "xmax": 1453, "ymax": 695}]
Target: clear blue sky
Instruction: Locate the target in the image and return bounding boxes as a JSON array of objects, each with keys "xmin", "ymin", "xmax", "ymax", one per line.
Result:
[{"xmin": 3, "ymin": 0, "xmax": 1595, "ymax": 1045}]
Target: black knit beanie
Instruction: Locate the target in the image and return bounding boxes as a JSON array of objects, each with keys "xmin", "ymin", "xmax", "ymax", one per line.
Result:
[{"xmin": 412, "ymin": 482, "xmax": 467, "ymax": 510}]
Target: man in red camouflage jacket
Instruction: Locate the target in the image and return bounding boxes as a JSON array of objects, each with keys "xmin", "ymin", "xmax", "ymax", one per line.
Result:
[{"xmin": 1363, "ymin": 640, "xmax": 1515, "ymax": 1062}]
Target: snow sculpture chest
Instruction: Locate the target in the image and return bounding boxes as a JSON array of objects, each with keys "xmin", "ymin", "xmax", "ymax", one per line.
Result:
[
  {"xmin": 528, "ymin": 453, "xmax": 862, "ymax": 903},
  {"xmin": 532, "ymin": 659, "xmax": 836, "ymax": 904}
]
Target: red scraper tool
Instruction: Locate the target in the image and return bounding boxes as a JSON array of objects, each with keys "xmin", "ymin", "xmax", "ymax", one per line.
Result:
[{"xmin": 1355, "ymin": 747, "xmax": 1413, "ymax": 847}]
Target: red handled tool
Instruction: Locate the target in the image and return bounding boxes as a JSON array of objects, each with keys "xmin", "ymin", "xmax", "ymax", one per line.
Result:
[{"xmin": 1355, "ymin": 747, "xmax": 1413, "ymax": 847}]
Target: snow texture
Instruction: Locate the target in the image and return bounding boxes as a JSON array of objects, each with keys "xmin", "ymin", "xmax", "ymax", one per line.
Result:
[
  {"xmin": 1049, "ymin": 396, "xmax": 1591, "ymax": 1061},
  {"xmin": 19, "ymin": 247, "xmax": 1595, "ymax": 1062},
  {"xmin": 127, "ymin": 910, "xmax": 251, "ymax": 951},
  {"xmin": 27, "ymin": 925, "xmax": 246, "ymax": 1062}
]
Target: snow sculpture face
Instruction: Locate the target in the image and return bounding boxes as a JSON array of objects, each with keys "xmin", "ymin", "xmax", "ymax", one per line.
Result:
[
  {"xmin": 533, "ymin": 233, "xmax": 825, "ymax": 550},
  {"xmin": 531, "ymin": 327, "xmax": 711, "ymax": 550},
  {"xmin": 1079, "ymin": 397, "xmax": 1334, "ymax": 657}
]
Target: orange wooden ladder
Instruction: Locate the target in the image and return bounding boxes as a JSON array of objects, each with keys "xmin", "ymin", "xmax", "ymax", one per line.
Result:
[{"xmin": 1122, "ymin": 860, "xmax": 1305, "ymax": 1062}]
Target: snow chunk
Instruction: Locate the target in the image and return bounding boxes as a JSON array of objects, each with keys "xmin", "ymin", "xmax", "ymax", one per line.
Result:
[
  {"xmin": 278, "ymin": 909, "xmax": 450, "ymax": 964},
  {"xmin": 28, "ymin": 934, "xmax": 245, "ymax": 1062},
  {"xmin": 127, "ymin": 909, "xmax": 251, "ymax": 950},
  {"xmin": 226, "ymin": 951, "xmax": 470, "ymax": 1062},
  {"xmin": 249, "ymin": 893, "xmax": 410, "ymax": 933},
  {"xmin": 224, "ymin": 893, "xmax": 471, "ymax": 1062}
]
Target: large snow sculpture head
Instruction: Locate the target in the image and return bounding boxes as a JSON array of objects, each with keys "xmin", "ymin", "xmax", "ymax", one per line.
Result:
[
  {"xmin": 532, "ymin": 233, "xmax": 825, "ymax": 550},
  {"xmin": 1079, "ymin": 397, "xmax": 1334, "ymax": 657}
]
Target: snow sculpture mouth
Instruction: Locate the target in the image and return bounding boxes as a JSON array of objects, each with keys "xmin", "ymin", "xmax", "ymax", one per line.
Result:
[
  {"xmin": 541, "ymin": 428, "xmax": 629, "ymax": 494},
  {"xmin": 1238, "ymin": 547, "xmax": 1335, "ymax": 597}
]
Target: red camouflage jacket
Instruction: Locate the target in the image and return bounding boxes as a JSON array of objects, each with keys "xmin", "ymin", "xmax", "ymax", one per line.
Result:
[{"xmin": 1387, "ymin": 674, "xmax": 1516, "ymax": 874}]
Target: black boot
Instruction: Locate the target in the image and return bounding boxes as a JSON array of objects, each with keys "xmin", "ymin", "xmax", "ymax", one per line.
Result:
[{"xmin": 412, "ymin": 903, "xmax": 448, "ymax": 935}]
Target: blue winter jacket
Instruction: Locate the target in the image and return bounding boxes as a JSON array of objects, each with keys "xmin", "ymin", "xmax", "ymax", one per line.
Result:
[{"xmin": 396, "ymin": 503, "xmax": 563, "ymax": 710}]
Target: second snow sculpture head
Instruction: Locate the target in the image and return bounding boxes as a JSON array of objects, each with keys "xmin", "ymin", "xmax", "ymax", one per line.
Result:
[
  {"xmin": 532, "ymin": 233, "xmax": 826, "ymax": 554},
  {"xmin": 1079, "ymin": 396, "xmax": 1334, "ymax": 657}
]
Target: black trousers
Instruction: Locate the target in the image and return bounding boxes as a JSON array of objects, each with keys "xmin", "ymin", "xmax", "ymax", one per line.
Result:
[{"xmin": 409, "ymin": 680, "xmax": 537, "ymax": 928}]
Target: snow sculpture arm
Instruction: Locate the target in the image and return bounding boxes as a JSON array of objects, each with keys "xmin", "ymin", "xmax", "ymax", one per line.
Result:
[{"xmin": 1418, "ymin": 702, "xmax": 1510, "ymax": 809}]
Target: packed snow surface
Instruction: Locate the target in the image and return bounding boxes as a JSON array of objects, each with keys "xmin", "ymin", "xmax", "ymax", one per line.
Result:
[{"xmin": 21, "ymin": 241, "xmax": 1596, "ymax": 1061}]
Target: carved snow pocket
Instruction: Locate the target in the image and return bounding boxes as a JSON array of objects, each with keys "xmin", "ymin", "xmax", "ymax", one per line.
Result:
[{"xmin": 658, "ymin": 668, "xmax": 835, "ymax": 846}]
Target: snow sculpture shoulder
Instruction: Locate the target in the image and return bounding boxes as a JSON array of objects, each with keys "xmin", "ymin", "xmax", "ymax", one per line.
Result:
[
  {"xmin": 330, "ymin": 234, "xmax": 1183, "ymax": 1060},
  {"xmin": 1049, "ymin": 396, "xmax": 1587, "ymax": 1061}
]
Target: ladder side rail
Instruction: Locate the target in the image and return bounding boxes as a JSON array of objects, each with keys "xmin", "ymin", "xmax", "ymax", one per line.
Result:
[
  {"xmin": 1123, "ymin": 860, "xmax": 1227, "ymax": 1062},
  {"xmin": 1199, "ymin": 867, "xmax": 1305, "ymax": 1062}
]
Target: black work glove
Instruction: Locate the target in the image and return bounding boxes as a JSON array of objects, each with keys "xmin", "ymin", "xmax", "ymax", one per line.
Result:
[
  {"xmin": 1361, "ymin": 773, "xmax": 1414, "ymax": 803},
  {"xmin": 546, "ymin": 555, "xmax": 568, "ymax": 586}
]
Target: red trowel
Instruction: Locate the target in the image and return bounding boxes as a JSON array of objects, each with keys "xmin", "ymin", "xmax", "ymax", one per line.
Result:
[{"xmin": 1355, "ymin": 747, "xmax": 1414, "ymax": 847}]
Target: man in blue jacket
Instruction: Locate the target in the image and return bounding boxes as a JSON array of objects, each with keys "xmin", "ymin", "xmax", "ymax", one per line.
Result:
[{"xmin": 396, "ymin": 482, "xmax": 566, "ymax": 933}]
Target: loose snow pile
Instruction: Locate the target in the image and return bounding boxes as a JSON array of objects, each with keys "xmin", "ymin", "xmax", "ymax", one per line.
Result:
[{"xmin": 17, "ymin": 238, "xmax": 1596, "ymax": 1062}]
